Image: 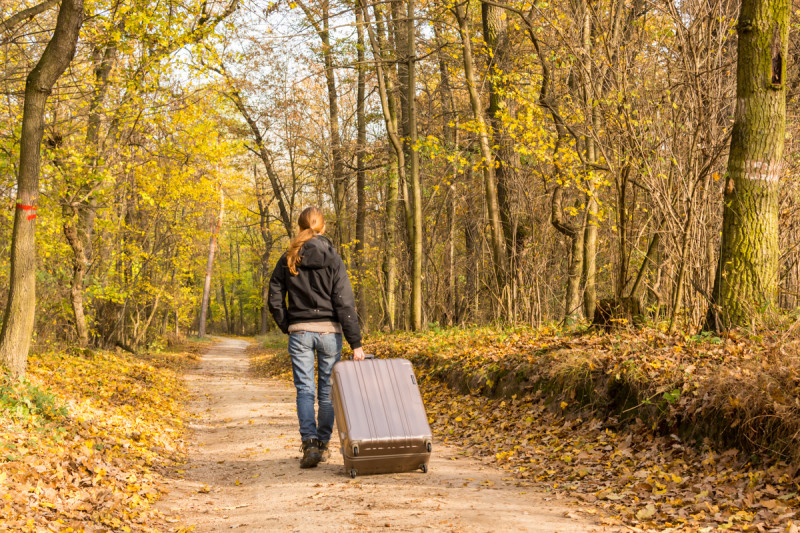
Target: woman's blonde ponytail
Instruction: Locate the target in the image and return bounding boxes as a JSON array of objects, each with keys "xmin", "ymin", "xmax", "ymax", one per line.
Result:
[{"xmin": 286, "ymin": 207, "xmax": 325, "ymax": 275}]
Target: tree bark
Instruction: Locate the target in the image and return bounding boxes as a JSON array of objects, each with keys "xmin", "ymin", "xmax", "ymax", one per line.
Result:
[
  {"xmin": 220, "ymin": 284, "xmax": 231, "ymax": 333},
  {"xmin": 629, "ymin": 220, "xmax": 663, "ymax": 299},
  {"xmin": 363, "ymin": 0, "xmax": 404, "ymax": 329},
  {"xmin": 552, "ymin": 186, "xmax": 584, "ymax": 322},
  {"xmin": 63, "ymin": 43, "xmax": 116, "ymax": 347},
  {"xmin": 579, "ymin": 2, "xmax": 598, "ymax": 322},
  {"xmin": 708, "ymin": 0, "xmax": 788, "ymax": 330},
  {"xmin": 434, "ymin": 22, "xmax": 458, "ymax": 324},
  {"xmin": 481, "ymin": 0, "xmax": 515, "ymax": 256},
  {"xmin": 390, "ymin": 0, "xmax": 415, "ymax": 248},
  {"xmin": 0, "ymin": 0, "xmax": 84, "ymax": 376},
  {"xmin": 406, "ymin": 0, "xmax": 423, "ymax": 330},
  {"xmin": 355, "ymin": 0, "xmax": 368, "ymax": 327},
  {"xmin": 453, "ymin": 1, "xmax": 508, "ymax": 291},
  {"xmin": 198, "ymin": 190, "xmax": 224, "ymax": 338},
  {"xmin": 63, "ymin": 220, "xmax": 90, "ymax": 346}
]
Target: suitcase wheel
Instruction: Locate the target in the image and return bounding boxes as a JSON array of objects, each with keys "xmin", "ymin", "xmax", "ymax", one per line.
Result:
[
  {"xmin": 426, "ymin": 442, "xmax": 432, "ymax": 453},
  {"xmin": 350, "ymin": 469, "xmax": 358, "ymax": 478},
  {"xmin": 420, "ymin": 464, "xmax": 428, "ymax": 473}
]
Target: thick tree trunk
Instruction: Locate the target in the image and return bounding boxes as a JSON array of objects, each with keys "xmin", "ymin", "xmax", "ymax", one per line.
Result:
[
  {"xmin": 0, "ymin": 0, "xmax": 84, "ymax": 376},
  {"xmin": 454, "ymin": 2, "xmax": 508, "ymax": 291},
  {"xmin": 481, "ymin": 0, "xmax": 515, "ymax": 256},
  {"xmin": 708, "ymin": 0, "xmax": 788, "ymax": 329}
]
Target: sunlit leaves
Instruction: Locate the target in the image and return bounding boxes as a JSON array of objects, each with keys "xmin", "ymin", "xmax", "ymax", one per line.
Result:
[{"xmin": 0, "ymin": 344, "xmax": 199, "ymax": 530}]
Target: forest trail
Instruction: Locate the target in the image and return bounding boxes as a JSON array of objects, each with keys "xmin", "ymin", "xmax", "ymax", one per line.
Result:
[{"xmin": 157, "ymin": 338, "xmax": 610, "ymax": 532}]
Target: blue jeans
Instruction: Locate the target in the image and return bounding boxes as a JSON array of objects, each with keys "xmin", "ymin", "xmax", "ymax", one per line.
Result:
[{"xmin": 288, "ymin": 332, "xmax": 342, "ymax": 443}]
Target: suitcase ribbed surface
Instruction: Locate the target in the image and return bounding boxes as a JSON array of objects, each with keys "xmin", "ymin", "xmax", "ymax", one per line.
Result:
[{"xmin": 332, "ymin": 358, "xmax": 432, "ymax": 473}]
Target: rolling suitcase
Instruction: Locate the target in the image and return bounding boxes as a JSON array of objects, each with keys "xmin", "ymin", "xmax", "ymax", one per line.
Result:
[{"xmin": 331, "ymin": 356, "xmax": 432, "ymax": 478}]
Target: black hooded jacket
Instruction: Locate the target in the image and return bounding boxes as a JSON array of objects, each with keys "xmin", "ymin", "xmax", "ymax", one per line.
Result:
[{"xmin": 268, "ymin": 235, "xmax": 362, "ymax": 349}]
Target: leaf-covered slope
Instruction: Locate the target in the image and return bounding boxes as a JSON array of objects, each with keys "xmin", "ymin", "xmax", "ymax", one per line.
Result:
[
  {"xmin": 0, "ymin": 345, "xmax": 199, "ymax": 531},
  {"xmin": 368, "ymin": 327, "xmax": 800, "ymax": 461}
]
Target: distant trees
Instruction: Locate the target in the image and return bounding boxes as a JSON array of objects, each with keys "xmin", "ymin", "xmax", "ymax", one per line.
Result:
[{"xmin": 1, "ymin": 0, "xmax": 799, "ymax": 373}]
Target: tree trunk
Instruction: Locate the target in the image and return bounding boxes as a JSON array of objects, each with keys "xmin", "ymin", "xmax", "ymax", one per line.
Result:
[
  {"xmin": 0, "ymin": 0, "xmax": 84, "ymax": 376},
  {"xmin": 615, "ymin": 167, "xmax": 629, "ymax": 299},
  {"xmin": 629, "ymin": 220, "xmax": 663, "ymax": 299},
  {"xmin": 224, "ymin": 78, "xmax": 292, "ymax": 238},
  {"xmin": 453, "ymin": 2, "xmax": 508, "ymax": 292},
  {"xmin": 221, "ymin": 284, "xmax": 231, "ymax": 333},
  {"xmin": 579, "ymin": 3, "xmax": 598, "ymax": 321},
  {"xmin": 406, "ymin": 0, "xmax": 422, "ymax": 331},
  {"xmin": 551, "ymin": 186, "xmax": 584, "ymax": 322},
  {"xmin": 355, "ymin": 0, "xmax": 368, "ymax": 327},
  {"xmin": 481, "ymin": 0, "xmax": 515, "ymax": 257},
  {"xmin": 63, "ymin": 43, "xmax": 116, "ymax": 347},
  {"xmin": 708, "ymin": 0, "xmax": 788, "ymax": 330},
  {"xmin": 1, "ymin": 0, "xmax": 59, "ymax": 36},
  {"xmin": 63, "ymin": 219, "xmax": 89, "ymax": 346},
  {"xmin": 198, "ymin": 190, "xmax": 224, "ymax": 338},
  {"xmin": 236, "ymin": 243, "xmax": 243, "ymax": 334},
  {"xmin": 254, "ymin": 166, "xmax": 274, "ymax": 335},
  {"xmin": 435, "ymin": 22, "xmax": 458, "ymax": 325},
  {"xmin": 390, "ymin": 0, "xmax": 415, "ymax": 248},
  {"xmin": 364, "ymin": 0, "xmax": 404, "ymax": 329},
  {"xmin": 448, "ymin": 185, "xmax": 456, "ymax": 325},
  {"xmin": 320, "ymin": 9, "xmax": 347, "ymax": 252}
]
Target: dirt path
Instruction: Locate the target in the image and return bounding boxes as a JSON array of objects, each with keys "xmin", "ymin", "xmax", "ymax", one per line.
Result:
[{"xmin": 158, "ymin": 338, "xmax": 609, "ymax": 532}]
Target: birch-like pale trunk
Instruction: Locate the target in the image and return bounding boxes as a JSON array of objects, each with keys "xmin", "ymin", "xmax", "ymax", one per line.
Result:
[{"xmin": 198, "ymin": 190, "xmax": 224, "ymax": 338}]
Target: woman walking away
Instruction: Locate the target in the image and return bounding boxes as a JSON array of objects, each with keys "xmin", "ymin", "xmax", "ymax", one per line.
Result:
[{"xmin": 268, "ymin": 207, "xmax": 364, "ymax": 468}]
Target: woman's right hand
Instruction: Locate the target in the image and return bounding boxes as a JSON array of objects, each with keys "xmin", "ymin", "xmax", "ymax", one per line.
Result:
[{"xmin": 352, "ymin": 347, "xmax": 365, "ymax": 360}]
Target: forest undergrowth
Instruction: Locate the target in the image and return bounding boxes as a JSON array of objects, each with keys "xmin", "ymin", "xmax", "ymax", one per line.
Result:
[
  {"xmin": 251, "ymin": 327, "xmax": 800, "ymax": 532},
  {"xmin": 0, "ymin": 339, "xmax": 205, "ymax": 532}
]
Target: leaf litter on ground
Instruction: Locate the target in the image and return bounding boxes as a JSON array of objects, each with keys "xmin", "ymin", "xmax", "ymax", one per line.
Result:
[{"xmin": 0, "ymin": 342, "xmax": 202, "ymax": 532}]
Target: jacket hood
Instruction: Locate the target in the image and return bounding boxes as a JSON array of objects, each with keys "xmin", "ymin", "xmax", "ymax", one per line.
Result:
[{"xmin": 299, "ymin": 235, "xmax": 335, "ymax": 269}]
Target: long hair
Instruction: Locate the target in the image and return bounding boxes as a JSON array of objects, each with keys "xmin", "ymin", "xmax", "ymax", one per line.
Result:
[{"xmin": 286, "ymin": 207, "xmax": 325, "ymax": 275}]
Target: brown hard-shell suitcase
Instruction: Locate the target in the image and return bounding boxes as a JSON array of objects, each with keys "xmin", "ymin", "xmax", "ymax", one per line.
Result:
[{"xmin": 331, "ymin": 356, "xmax": 432, "ymax": 478}]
